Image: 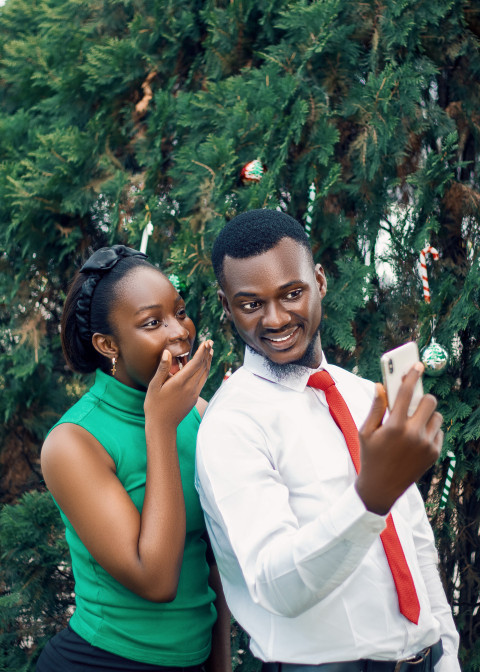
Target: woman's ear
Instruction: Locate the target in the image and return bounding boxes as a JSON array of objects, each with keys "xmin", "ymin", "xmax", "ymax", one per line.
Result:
[{"xmin": 91, "ymin": 333, "xmax": 118, "ymax": 359}]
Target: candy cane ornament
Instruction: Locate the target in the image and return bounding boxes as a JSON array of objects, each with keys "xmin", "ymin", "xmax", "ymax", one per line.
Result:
[
  {"xmin": 418, "ymin": 245, "xmax": 455, "ymax": 508},
  {"xmin": 419, "ymin": 245, "xmax": 439, "ymax": 303},
  {"xmin": 304, "ymin": 182, "xmax": 315, "ymax": 238},
  {"xmin": 439, "ymin": 451, "xmax": 456, "ymax": 511}
]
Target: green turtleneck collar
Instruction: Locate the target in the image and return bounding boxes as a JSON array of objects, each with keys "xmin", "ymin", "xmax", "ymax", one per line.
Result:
[{"xmin": 90, "ymin": 368, "xmax": 146, "ymax": 417}]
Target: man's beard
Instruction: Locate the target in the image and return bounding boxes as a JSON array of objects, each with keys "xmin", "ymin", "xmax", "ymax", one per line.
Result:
[{"xmin": 246, "ymin": 319, "xmax": 322, "ymax": 381}]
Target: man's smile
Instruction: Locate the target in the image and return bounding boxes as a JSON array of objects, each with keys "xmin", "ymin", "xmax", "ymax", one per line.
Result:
[{"xmin": 262, "ymin": 326, "xmax": 301, "ymax": 349}]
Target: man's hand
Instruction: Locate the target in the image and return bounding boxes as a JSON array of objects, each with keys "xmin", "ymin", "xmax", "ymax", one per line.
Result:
[{"xmin": 355, "ymin": 363, "xmax": 443, "ymax": 515}]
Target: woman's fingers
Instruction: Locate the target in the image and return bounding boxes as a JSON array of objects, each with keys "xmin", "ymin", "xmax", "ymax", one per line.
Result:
[
  {"xmin": 187, "ymin": 340, "xmax": 214, "ymax": 376},
  {"xmin": 167, "ymin": 340, "xmax": 213, "ymax": 393},
  {"xmin": 150, "ymin": 350, "xmax": 172, "ymax": 387}
]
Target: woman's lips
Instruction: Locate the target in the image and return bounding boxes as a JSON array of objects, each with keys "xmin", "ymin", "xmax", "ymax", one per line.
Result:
[{"xmin": 168, "ymin": 352, "xmax": 190, "ymax": 375}]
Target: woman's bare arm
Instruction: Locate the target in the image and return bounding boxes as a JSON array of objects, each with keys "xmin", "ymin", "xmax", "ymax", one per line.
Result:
[
  {"xmin": 205, "ymin": 559, "xmax": 232, "ymax": 672},
  {"xmin": 41, "ymin": 341, "xmax": 213, "ymax": 602}
]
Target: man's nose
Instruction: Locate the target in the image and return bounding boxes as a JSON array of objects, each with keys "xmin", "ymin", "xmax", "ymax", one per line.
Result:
[{"xmin": 262, "ymin": 302, "xmax": 290, "ymax": 330}]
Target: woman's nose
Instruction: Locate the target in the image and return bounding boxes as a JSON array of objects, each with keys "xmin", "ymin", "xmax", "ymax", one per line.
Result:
[{"xmin": 165, "ymin": 318, "xmax": 190, "ymax": 341}]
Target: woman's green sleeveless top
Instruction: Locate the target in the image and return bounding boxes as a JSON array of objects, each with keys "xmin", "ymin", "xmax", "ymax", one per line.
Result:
[{"xmin": 49, "ymin": 369, "xmax": 216, "ymax": 666}]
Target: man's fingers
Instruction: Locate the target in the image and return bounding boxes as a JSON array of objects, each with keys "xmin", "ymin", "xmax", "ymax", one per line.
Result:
[
  {"xmin": 390, "ymin": 362, "xmax": 423, "ymax": 418},
  {"xmin": 426, "ymin": 410, "xmax": 444, "ymax": 440},
  {"xmin": 360, "ymin": 383, "xmax": 387, "ymax": 437},
  {"xmin": 410, "ymin": 393, "xmax": 438, "ymax": 427},
  {"xmin": 432, "ymin": 428, "xmax": 444, "ymax": 453}
]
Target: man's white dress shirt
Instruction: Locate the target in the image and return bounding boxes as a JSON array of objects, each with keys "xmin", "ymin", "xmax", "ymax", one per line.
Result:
[{"xmin": 196, "ymin": 348, "xmax": 460, "ymax": 670}]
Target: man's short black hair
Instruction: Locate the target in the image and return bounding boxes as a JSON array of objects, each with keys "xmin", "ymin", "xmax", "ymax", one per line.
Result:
[{"xmin": 212, "ymin": 209, "xmax": 313, "ymax": 287}]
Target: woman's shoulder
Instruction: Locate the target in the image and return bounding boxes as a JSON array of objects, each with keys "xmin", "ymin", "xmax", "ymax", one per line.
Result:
[
  {"xmin": 42, "ymin": 422, "xmax": 115, "ymax": 492},
  {"xmin": 42, "ymin": 381, "xmax": 112, "ymax": 468}
]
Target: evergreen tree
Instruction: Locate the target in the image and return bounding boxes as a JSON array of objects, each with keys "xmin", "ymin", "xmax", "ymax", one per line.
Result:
[{"xmin": 0, "ymin": 1, "xmax": 479, "ymax": 669}]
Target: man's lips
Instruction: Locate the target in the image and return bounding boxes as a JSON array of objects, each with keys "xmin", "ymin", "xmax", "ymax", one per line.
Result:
[{"xmin": 261, "ymin": 326, "xmax": 300, "ymax": 350}]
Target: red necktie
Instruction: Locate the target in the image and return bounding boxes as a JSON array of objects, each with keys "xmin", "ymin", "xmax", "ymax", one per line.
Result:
[{"xmin": 308, "ymin": 369, "xmax": 421, "ymax": 625}]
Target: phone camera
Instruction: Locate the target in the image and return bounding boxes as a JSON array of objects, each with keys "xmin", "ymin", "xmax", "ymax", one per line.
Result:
[{"xmin": 388, "ymin": 359, "xmax": 394, "ymax": 374}]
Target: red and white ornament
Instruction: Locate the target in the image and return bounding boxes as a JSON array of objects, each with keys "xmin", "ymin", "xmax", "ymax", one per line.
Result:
[
  {"xmin": 417, "ymin": 244, "xmax": 454, "ymax": 508},
  {"xmin": 419, "ymin": 245, "xmax": 439, "ymax": 304},
  {"xmin": 240, "ymin": 159, "xmax": 265, "ymax": 183}
]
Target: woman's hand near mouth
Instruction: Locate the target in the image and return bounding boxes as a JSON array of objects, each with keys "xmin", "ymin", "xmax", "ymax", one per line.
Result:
[
  {"xmin": 168, "ymin": 351, "xmax": 191, "ymax": 376},
  {"xmin": 144, "ymin": 340, "xmax": 214, "ymax": 428}
]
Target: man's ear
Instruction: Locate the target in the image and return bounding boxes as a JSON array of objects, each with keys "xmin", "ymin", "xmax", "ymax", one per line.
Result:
[
  {"xmin": 314, "ymin": 264, "xmax": 327, "ymax": 299},
  {"xmin": 91, "ymin": 333, "xmax": 119, "ymax": 359},
  {"xmin": 217, "ymin": 289, "xmax": 233, "ymax": 320}
]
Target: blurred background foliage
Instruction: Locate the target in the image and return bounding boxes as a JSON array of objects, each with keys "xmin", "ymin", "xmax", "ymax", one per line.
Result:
[{"xmin": 0, "ymin": 0, "xmax": 479, "ymax": 669}]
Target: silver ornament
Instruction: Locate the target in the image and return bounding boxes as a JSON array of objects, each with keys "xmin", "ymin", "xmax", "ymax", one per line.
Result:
[
  {"xmin": 421, "ymin": 339, "xmax": 449, "ymax": 376},
  {"xmin": 168, "ymin": 273, "xmax": 181, "ymax": 291}
]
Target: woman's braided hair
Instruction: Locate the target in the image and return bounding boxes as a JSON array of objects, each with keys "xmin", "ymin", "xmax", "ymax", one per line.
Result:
[{"xmin": 61, "ymin": 245, "xmax": 151, "ymax": 374}]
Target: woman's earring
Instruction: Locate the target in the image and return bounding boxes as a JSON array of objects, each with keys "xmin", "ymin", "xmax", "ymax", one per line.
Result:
[{"xmin": 111, "ymin": 357, "xmax": 117, "ymax": 377}]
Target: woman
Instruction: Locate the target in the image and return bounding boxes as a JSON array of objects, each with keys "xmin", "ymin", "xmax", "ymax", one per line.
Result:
[{"xmin": 37, "ymin": 245, "xmax": 230, "ymax": 672}]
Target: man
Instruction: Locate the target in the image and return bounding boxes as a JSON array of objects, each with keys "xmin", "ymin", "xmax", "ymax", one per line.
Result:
[{"xmin": 196, "ymin": 209, "xmax": 460, "ymax": 672}]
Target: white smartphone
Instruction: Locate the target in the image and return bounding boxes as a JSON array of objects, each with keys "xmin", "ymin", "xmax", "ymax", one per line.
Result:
[{"xmin": 380, "ymin": 341, "xmax": 423, "ymax": 416}]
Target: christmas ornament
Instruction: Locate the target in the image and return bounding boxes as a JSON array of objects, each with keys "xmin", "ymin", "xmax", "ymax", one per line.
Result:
[
  {"xmin": 140, "ymin": 207, "xmax": 153, "ymax": 254},
  {"xmin": 417, "ymin": 245, "xmax": 449, "ymax": 376},
  {"xmin": 439, "ymin": 450, "xmax": 456, "ymax": 511},
  {"xmin": 240, "ymin": 159, "xmax": 264, "ymax": 183},
  {"xmin": 419, "ymin": 245, "xmax": 439, "ymax": 303},
  {"xmin": 420, "ymin": 338, "xmax": 449, "ymax": 376},
  {"xmin": 304, "ymin": 182, "xmax": 315, "ymax": 238},
  {"xmin": 417, "ymin": 244, "xmax": 454, "ymax": 509},
  {"xmin": 168, "ymin": 273, "xmax": 183, "ymax": 292}
]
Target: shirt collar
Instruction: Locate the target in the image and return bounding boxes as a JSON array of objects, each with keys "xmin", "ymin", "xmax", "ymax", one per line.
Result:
[{"xmin": 243, "ymin": 347, "xmax": 333, "ymax": 392}]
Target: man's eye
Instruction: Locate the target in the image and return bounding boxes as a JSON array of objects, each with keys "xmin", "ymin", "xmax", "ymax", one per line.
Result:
[
  {"xmin": 286, "ymin": 289, "xmax": 302, "ymax": 300},
  {"xmin": 242, "ymin": 301, "xmax": 260, "ymax": 311}
]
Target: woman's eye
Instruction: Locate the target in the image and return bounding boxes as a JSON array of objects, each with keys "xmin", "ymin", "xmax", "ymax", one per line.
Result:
[
  {"xmin": 176, "ymin": 308, "xmax": 187, "ymax": 319},
  {"xmin": 143, "ymin": 319, "xmax": 162, "ymax": 328}
]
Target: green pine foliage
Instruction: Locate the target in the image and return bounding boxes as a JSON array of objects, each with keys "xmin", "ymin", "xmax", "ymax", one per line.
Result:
[
  {"xmin": 0, "ymin": 491, "xmax": 74, "ymax": 671},
  {"xmin": 1, "ymin": 0, "xmax": 479, "ymax": 668}
]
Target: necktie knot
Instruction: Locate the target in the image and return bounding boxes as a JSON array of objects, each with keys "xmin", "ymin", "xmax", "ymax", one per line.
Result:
[{"xmin": 307, "ymin": 370, "xmax": 336, "ymax": 392}]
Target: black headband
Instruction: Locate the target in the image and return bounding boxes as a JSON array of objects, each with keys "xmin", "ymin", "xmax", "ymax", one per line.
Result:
[
  {"xmin": 76, "ymin": 245, "xmax": 147, "ymax": 342},
  {"xmin": 79, "ymin": 245, "xmax": 147, "ymax": 275}
]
